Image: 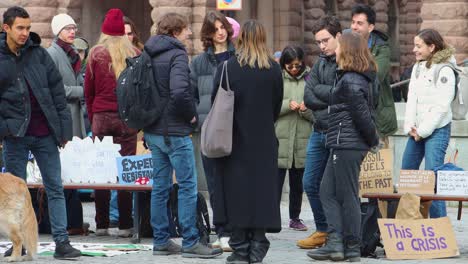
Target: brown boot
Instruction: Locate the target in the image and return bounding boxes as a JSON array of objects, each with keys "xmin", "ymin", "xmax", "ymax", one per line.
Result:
[{"xmin": 297, "ymin": 231, "xmax": 328, "ymax": 249}]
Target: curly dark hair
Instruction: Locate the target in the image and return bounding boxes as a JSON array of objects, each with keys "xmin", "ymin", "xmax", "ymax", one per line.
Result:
[
  {"xmin": 311, "ymin": 15, "xmax": 342, "ymax": 37},
  {"xmin": 156, "ymin": 13, "xmax": 188, "ymax": 37},
  {"xmin": 200, "ymin": 11, "xmax": 233, "ymax": 51}
]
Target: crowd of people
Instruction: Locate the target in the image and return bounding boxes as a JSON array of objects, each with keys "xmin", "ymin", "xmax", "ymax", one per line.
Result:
[{"xmin": 0, "ymin": 3, "xmax": 460, "ymax": 263}]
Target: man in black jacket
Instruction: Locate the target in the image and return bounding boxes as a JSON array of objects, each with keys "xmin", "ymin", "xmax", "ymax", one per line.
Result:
[
  {"xmin": 0, "ymin": 6, "xmax": 80, "ymax": 259},
  {"xmin": 298, "ymin": 15, "xmax": 341, "ymax": 250}
]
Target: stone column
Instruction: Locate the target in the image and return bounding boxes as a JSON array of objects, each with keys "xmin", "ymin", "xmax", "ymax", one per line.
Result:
[
  {"xmin": 274, "ymin": 0, "xmax": 303, "ymax": 54},
  {"xmin": 149, "ymin": 0, "xmax": 194, "ymax": 55},
  {"xmin": 420, "ymin": 0, "xmax": 468, "ymax": 63},
  {"xmin": 303, "ymin": 0, "xmax": 325, "ymax": 65},
  {"xmin": 0, "ymin": 0, "xmax": 59, "ymax": 47},
  {"xmin": 192, "ymin": 0, "xmax": 216, "ymax": 54},
  {"xmin": 399, "ymin": 0, "xmax": 423, "ymax": 70}
]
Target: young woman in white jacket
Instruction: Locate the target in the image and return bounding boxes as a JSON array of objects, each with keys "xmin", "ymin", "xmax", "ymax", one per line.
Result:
[{"xmin": 402, "ymin": 29, "xmax": 457, "ymax": 218}]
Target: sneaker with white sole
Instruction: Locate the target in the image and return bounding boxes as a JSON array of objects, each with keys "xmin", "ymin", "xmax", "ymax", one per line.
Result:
[
  {"xmin": 118, "ymin": 228, "xmax": 133, "ymax": 238},
  {"xmin": 95, "ymin": 228, "xmax": 109, "ymax": 236},
  {"xmin": 219, "ymin": 237, "xmax": 232, "ymax": 252}
]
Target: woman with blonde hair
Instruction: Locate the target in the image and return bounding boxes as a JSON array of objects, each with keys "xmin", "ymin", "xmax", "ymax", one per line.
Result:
[
  {"xmin": 84, "ymin": 8, "xmax": 138, "ymax": 238},
  {"xmin": 307, "ymin": 31, "xmax": 379, "ymax": 262},
  {"xmin": 212, "ymin": 20, "xmax": 283, "ymax": 264}
]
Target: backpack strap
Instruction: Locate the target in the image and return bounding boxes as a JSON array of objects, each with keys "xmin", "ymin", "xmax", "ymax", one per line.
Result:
[
  {"xmin": 433, "ymin": 63, "xmax": 460, "ymax": 102},
  {"xmin": 318, "ymin": 58, "xmax": 325, "ymax": 84}
]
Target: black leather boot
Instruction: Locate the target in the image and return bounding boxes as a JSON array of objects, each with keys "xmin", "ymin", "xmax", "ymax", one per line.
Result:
[
  {"xmin": 307, "ymin": 232, "xmax": 344, "ymax": 261},
  {"xmin": 344, "ymin": 239, "xmax": 361, "ymax": 262}
]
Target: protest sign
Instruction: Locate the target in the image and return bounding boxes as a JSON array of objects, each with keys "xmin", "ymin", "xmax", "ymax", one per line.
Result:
[
  {"xmin": 359, "ymin": 148, "xmax": 393, "ymax": 196},
  {"xmin": 437, "ymin": 171, "xmax": 468, "ymax": 195},
  {"xmin": 60, "ymin": 136, "xmax": 121, "ymax": 183},
  {"xmin": 217, "ymin": 0, "xmax": 242, "ymax": 10},
  {"xmin": 378, "ymin": 217, "xmax": 459, "ymax": 259},
  {"xmin": 117, "ymin": 154, "xmax": 154, "ymax": 185},
  {"xmin": 398, "ymin": 170, "xmax": 435, "ymax": 194}
]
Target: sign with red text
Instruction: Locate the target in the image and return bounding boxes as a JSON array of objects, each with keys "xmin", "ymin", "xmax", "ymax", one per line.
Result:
[
  {"xmin": 398, "ymin": 170, "xmax": 435, "ymax": 194},
  {"xmin": 217, "ymin": 0, "xmax": 242, "ymax": 10},
  {"xmin": 359, "ymin": 149, "xmax": 394, "ymax": 197},
  {"xmin": 378, "ymin": 217, "xmax": 459, "ymax": 259}
]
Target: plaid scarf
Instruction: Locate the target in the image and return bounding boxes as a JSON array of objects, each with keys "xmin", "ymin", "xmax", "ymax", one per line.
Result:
[{"xmin": 56, "ymin": 38, "xmax": 81, "ymax": 75}]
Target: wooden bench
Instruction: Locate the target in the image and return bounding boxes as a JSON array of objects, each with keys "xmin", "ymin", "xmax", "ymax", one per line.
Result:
[
  {"xmin": 362, "ymin": 193, "xmax": 468, "ymax": 220},
  {"xmin": 27, "ymin": 183, "xmax": 152, "ymax": 243}
]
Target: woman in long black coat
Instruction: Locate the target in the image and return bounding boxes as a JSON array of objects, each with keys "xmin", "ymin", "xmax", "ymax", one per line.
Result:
[{"xmin": 212, "ymin": 20, "xmax": 284, "ymax": 264}]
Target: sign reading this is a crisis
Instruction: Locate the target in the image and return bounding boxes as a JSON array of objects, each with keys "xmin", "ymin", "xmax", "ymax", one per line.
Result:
[{"xmin": 217, "ymin": 0, "xmax": 242, "ymax": 10}]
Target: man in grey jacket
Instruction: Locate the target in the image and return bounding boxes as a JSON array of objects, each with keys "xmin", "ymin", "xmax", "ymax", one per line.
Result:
[{"xmin": 47, "ymin": 13, "xmax": 86, "ymax": 138}]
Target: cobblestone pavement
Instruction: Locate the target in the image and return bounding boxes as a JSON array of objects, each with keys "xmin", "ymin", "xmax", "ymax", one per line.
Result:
[{"xmin": 1, "ymin": 201, "xmax": 467, "ymax": 263}]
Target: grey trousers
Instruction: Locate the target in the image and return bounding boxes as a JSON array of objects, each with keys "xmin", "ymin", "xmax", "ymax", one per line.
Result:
[{"xmin": 320, "ymin": 149, "xmax": 367, "ymax": 240}]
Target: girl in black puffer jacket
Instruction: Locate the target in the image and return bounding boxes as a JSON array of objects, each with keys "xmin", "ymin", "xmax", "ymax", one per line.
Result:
[{"xmin": 307, "ymin": 31, "xmax": 379, "ymax": 262}]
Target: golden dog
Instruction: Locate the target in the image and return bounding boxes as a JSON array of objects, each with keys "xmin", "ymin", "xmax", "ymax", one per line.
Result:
[{"xmin": 0, "ymin": 173, "xmax": 38, "ymax": 262}]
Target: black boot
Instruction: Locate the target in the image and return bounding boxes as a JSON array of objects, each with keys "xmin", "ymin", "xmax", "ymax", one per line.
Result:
[
  {"xmin": 3, "ymin": 246, "xmax": 26, "ymax": 257},
  {"xmin": 54, "ymin": 240, "xmax": 81, "ymax": 259},
  {"xmin": 344, "ymin": 238, "xmax": 361, "ymax": 262},
  {"xmin": 307, "ymin": 232, "xmax": 344, "ymax": 261},
  {"xmin": 225, "ymin": 253, "xmax": 249, "ymax": 264}
]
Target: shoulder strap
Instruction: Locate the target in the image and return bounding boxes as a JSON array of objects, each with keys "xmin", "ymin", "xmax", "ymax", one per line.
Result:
[
  {"xmin": 318, "ymin": 58, "xmax": 325, "ymax": 83},
  {"xmin": 433, "ymin": 64, "xmax": 460, "ymax": 101}
]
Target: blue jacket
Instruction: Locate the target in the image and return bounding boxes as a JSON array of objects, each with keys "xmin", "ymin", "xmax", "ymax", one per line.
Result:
[
  {"xmin": 0, "ymin": 32, "xmax": 72, "ymax": 144},
  {"xmin": 143, "ymin": 35, "xmax": 197, "ymax": 136}
]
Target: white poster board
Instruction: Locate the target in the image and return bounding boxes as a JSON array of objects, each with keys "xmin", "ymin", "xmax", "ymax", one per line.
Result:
[
  {"xmin": 60, "ymin": 136, "xmax": 121, "ymax": 183},
  {"xmin": 437, "ymin": 171, "xmax": 468, "ymax": 195}
]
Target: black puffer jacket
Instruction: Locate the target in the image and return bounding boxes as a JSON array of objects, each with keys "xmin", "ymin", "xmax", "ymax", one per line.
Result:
[
  {"xmin": 143, "ymin": 35, "xmax": 197, "ymax": 136},
  {"xmin": 0, "ymin": 32, "xmax": 72, "ymax": 144},
  {"xmin": 190, "ymin": 42, "xmax": 235, "ymax": 130},
  {"xmin": 304, "ymin": 54, "xmax": 337, "ymax": 132},
  {"xmin": 326, "ymin": 70, "xmax": 379, "ymax": 150}
]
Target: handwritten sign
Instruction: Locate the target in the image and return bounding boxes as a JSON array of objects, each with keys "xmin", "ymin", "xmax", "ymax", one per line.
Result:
[
  {"xmin": 116, "ymin": 154, "xmax": 154, "ymax": 185},
  {"xmin": 359, "ymin": 149, "xmax": 393, "ymax": 196},
  {"xmin": 398, "ymin": 170, "xmax": 435, "ymax": 194},
  {"xmin": 60, "ymin": 137, "xmax": 121, "ymax": 183},
  {"xmin": 378, "ymin": 217, "xmax": 459, "ymax": 259},
  {"xmin": 437, "ymin": 171, "xmax": 468, "ymax": 195},
  {"xmin": 216, "ymin": 0, "xmax": 242, "ymax": 10}
]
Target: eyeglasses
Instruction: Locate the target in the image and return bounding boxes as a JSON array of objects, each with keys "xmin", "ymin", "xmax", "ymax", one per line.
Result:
[
  {"xmin": 316, "ymin": 37, "xmax": 331, "ymax": 46},
  {"xmin": 285, "ymin": 64, "xmax": 302, "ymax": 71},
  {"xmin": 63, "ymin": 26, "xmax": 78, "ymax": 32}
]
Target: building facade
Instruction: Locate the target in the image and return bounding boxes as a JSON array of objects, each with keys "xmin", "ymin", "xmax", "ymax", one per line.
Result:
[{"xmin": 0, "ymin": 0, "xmax": 466, "ymax": 76}]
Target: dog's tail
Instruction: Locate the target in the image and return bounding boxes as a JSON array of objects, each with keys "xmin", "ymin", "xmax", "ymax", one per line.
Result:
[{"xmin": 22, "ymin": 184, "xmax": 38, "ymax": 257}]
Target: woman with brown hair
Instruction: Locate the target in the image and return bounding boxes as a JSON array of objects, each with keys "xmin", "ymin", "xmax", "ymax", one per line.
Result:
[
  {"xmin": 190, "ymin": 10, "xmax": 235, "ymax": 251},
  {"xmin": 307, "ymin": 31, "xmax": 379, "ymax": 262},
  {"xmin": 212, "ymin": 20, "xmax": 283, "ymax": 264},
  {"xmin": 84, "ymin": 8, "xmax": 138, "ymax": 238},
  {"xmin": 124, "ymin": 16, "xmax": 144, "ymax": 50}
]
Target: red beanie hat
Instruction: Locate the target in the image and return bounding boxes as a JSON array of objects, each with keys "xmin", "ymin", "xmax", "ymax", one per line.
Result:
[{"xmin": 101, "ymin": 8, "xmax": 125, "ymax": 36}]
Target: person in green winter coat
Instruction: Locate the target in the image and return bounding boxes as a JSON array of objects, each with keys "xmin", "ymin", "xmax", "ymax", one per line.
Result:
[
  {"xmin": 350, "ymin": 4, "xmax": 397, "ymax": 142},
  {"xmin": 275, "ymin": 45, "xmax": 314, "ymax": 232}
]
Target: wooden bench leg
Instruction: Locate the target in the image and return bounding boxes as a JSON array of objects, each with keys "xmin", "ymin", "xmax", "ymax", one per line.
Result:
[{"xmin": 458, "ymin": 201, "xmax": 463, "ymax": 221}]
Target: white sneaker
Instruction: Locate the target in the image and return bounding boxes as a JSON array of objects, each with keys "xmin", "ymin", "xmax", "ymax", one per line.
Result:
[
  {"xmin": 95, "ymin": 228, "xmax": 109, "ymax": 236},
  {"xmin": 118, "ymin": 228, "xmax": 133, "ymax": 238},
  {"xmin": 220, "ymin": 237, "xmax": 232, "ymax": 252},
  {"xmin": 211, "ymin": 238, "xmax": 221, "ymax": 248}
]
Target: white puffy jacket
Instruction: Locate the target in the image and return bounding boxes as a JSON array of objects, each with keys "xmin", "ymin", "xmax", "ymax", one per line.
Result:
[{"xmin": 404, "ymin": 52, "xmax": 456, "ymax": 139}]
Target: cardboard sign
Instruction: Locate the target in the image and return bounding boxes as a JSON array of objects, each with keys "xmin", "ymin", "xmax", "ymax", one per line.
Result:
[
  {"xmin": 359, "ymin": 149, "xmax": 394, "ymax": 196},
  {"xmin": 398, "ymin": 170, "xmax": 435, "ymax": 194},
  {"xmin": 216, "ymin": 0, "xmax": 242, "ymax": 10},
  {"xmin": 116, "ymin": 154, "xmax": 153, "ymax": 185},
  {"xmin": 437, "ymin": 171, "xmax": 468, "ymax": 195},
  {"xmin": 378, "ymin": 217, "xmax": 459, "ymax": 259},
  {"xmin": 60, "ymin": 137, "xmax": 121, "ymax": 183}
]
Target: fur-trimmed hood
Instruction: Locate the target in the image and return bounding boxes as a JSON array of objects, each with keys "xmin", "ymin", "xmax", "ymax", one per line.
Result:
[{"xmin": 431, "ymin": 47, "xmax": 456, "ymax": 65}]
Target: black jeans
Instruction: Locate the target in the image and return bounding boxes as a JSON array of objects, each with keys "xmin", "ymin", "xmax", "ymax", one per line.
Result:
[
  {"xmin": 229, "ymin": 228, "xmax": 270, "ymax": 263},
  {"xmin": 278, "ymin": 165, "xmax": 304, "ymax": 220},
  {"xmin": 202, "ymin": 154, "xmax": 231, "ymax": 237},
  {"xmin": 320, "ymin": 149, "xmax": 367, "ymax": 241}
]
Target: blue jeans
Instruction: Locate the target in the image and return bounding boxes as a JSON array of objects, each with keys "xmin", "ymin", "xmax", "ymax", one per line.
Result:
[
  {"xmin": 2, "ymin": 135, "xmax": 69, "ymax": 243},
  {"xmin": 109, "ymin": 190, "xmax": 119, "ymax": 222},
  {"xmin": 402, "ymin": 124, "xmax": 451, "ymax": 218},
  {"xmin": 145, "ymin": 133, "xmax": 199, "ymax": 248},
  {"xmin": 302, "ymin": 131, "xmax": 329, "ymax": 232}
]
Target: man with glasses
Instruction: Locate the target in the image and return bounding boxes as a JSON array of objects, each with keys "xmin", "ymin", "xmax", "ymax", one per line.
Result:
[
  {"xmin": 298, "ymin": 15, "xmax": 342, "ymax": 250},
  {"xmin": 47, "ymin": 13, "xmax": 87, "ymax": 236},
  {"xmin": 0, "ymin": 7, "xmax": 81, "ymax": 259}
]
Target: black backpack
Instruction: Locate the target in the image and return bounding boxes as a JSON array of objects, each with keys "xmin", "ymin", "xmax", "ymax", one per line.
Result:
[
  {"xmin": 168, "ymin": 184, "xmax": 212, "ymax": 245},
  {"xmin": 116, "ymin": 50, "xmax": 167, "ymax": 129}
]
